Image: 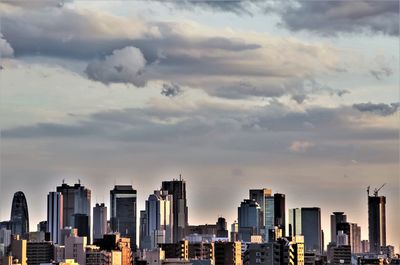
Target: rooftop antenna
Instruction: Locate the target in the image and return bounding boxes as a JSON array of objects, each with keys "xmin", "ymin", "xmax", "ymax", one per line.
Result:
[
  {"xmin": 367, "ymin": 186, "xmax": 370, "ymax": 196},
  {"xmin": 78, "ymin": 178, "xmax": 81, "ymax": 185},
  {"xmin": 62, "ymin": 179, "xmax": 65, "ymax": 184},
  {"xmin": 373, "ymin": 183, "xmax": 386, "ymax": 197},
  {"xmin": 179, "ymin": 174, "xmax": 182, "ymax": 181}
]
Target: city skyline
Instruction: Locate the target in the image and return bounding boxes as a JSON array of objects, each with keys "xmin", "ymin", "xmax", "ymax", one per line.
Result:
[
  {"xmin": 0, "ymin": 0, "xmax": 399, "ymax": 255},
  {"xmin": 0, "ymin": 177, "xmax": 397, "ymax": 252}
]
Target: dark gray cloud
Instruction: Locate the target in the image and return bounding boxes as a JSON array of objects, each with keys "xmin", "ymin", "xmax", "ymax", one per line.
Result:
[
  {"xmin": 353, "ymin": 102, "xmax": 400, "ymax": 116},
  {"xmin": 279, "ymin": 0, "xmax": 399, "ymax": 36},
  {"xmin": 161, "ymin": 83, "xmax": 183, "ymax": 97}
]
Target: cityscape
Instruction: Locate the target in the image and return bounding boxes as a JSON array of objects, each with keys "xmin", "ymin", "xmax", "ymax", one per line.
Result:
[
  {"xmin": 0, "ymin": 177, "xmax": 397, "ymax": 265},
  {"xmin": 0, "ymin": 0, "xmax": 399, "ymax": 265}
]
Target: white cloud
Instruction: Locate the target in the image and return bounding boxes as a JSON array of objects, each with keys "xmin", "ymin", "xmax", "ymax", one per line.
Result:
[
  {"xmin": 0, "ymin": 35, "xmax": 14, "ymax": 58},
  {"xmin": 85, "ymin": 46, "xmax": 147, "ymax": 87},
  {"xmin": 289, "ymin": 140, "xmax": 315, "ymax": 153}
]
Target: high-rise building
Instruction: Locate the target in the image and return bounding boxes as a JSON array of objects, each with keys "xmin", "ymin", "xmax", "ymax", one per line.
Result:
[
  {"xmin": 249, "ymin": 188, "xmax": 272, "ymax": 239},
  {"xmin": 289, "ymin": 208, "xmax": 322, "ymax": 254},
  {"xmin": 216, "ymin": 217, "xmax": 228, "ymax": 238},
  {"xmin": 10, "ymin": 192, "xmax": 29, "ymax": 238},
  {"xmin": 274, "ymin": 193, "xmax": 286, "ymax": 236},
  {"xmin": 110, "ymin": 185, "xmax": 137, "ymax": 250},
  {"xmin": 47, "ymin": 192, "xmax": 63, "ymax": 244},
  {"xmin": 368, "ymin": 195, "xmax": 386, "ymax": 253},
  {"xmin": 330, "ymin": 212, "xmax": 347, "ymax": 244},
  {"xmin": 139, "ymin": 210, "xmax": 148, "ymax": 250},
  {"xmin": 93, "ymin": 203, "xmax": 108, "ymax": 241},
  {"xmin": 142, "ymin": 190, "xmax": 174, "ymax": 249},
  {"xmin": 161, "ymin": 177, "xmax": 188, "ymax": 242},
  {"xmin": 56, "ymin": 182, "xmax": 91, "ymax": 242},
  {"xmin": 238, "ymin": 199, "xmax": 261, "ymax": 242},
  {"xmin": 249, "ymin": 189, "xmax": 286, "ymax": 239}
]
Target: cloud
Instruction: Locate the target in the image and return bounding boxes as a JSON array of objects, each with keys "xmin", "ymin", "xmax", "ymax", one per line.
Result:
[
  {"xmin": 370, "ymin": 66, "xmax": 393, "ymax": 80},
  {"xmin": 289, "ymin": 140, "xmax": 315, "ymax": 153},
  {"xmin": 161, "ymin": 83, "xmax": 183, "ymax": 97},
  {"xmin": 85, "ymin": 46, "xmax": 147, "ymax": 86},
  {"xmin": 0, "ymin": 34, "xmax": 14, "ymax": 57},
  {"xmin": 0, "ymin": 4, "xmax": 347, "ymax": 100},
  {"xmin": 278, "ymin": 0, "xmax": 399, "ymax": 36},
  {"xmin": 353, "ymin": 102, "xmax": 400, "ymax": 116}
]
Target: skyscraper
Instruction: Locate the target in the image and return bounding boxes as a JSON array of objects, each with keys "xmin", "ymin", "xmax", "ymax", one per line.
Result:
[
  {"xmin": 56, "ymin": 181, "xmax": 91, "ymax": 242},
  {"xmin": 110, "ymin": 185, "xmax": 137, "ymax": 250},
  {"xmin": 161, "ymin": 177, "xmax": 188, "ymax": 242},
  {"xmin": 289, "ymin": 207, "xmax": 322, "ymax": 254},
  {"xmin": 10, "ymin": 191, "xmax": 29, "ymax": 238},
  {"xmin": 216, "ymin": 217, "xmax": 228, "ymax": 238},
  {"xmin": 368, "ymin": 195, "xmax": 386, "ymax": 253},
  {"xmin": 330, "ymin": 212, "xmax": 347, "ymax": 244},
  {"xmin": 47, "ymin": 191, "xmax": 63, "ymax": 244},
  {"xmin": 249, "ymin": 188, "xmax": 272, "ymax": 239},
  {"xmin": 274, "ymin": 193, "xmax": 286, "ymax": 236},
  {"xmin": 238, "ymin": 199, "xmax": 261, "ymax": 242},
  {"xmin": 93, "ymin": 203, "xmax": 107, "ymax": 241},
  {"xmin": 143, "ymin": 190, "xmax": 174, "ymax": 249},
  {"xmin": 249, "ymin": 189, "xmax": 286, "ymax": 240}
]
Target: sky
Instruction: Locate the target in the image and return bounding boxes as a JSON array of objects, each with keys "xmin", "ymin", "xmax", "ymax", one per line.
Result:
[{"xmin": 0, "ymin": 0, "xmax": 399, "ymax": 250}]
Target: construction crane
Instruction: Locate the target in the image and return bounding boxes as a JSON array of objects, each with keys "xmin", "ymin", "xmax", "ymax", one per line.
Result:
[{"xmin": 373, "ymin": 183, "xmax": 386, "ymax": 197}]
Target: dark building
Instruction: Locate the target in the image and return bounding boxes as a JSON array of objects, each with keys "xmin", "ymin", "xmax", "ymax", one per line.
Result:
[
  {"xmin": 95, "ymin": 233, "xmax": 132, "ymax": 265},
  {"xmin": 0, "ymin": 221, "xmax": 11, "ymax": 230},
  {"xmin": 37, "ymin": 221, "xmax": 47, "ymax": 233},
  {"xmin": 368, "ymin": 195, "xmax": 386, "ymax": 253},
  {"xmin": 56, "ymin": 181, "xmax": 91, "ymax": 242},
  {"xmin": 74, "ymin": 213, "xmax": 89, "ymax": 240},
  {"xmin": 216, "ymin": 217, "xmax": 228, "ymax": 238},
  {"xmin": 161, "ymin": 177, "xmax": 188, "ymax": 242},
  {"xmin": 333, "ymin": 245, "xmax": 351, "ymax": 265},
  {"xmin": 27, "ymin": 241, "xmax": 54, "ymax": 265},
  {"xmin": 243, "ymin": 242, "xmax": 281, "ymax": 265},
  {"xmin": 289, "ymin": 208, "xmax": 322, "ymax": 254},
  {"xmin": 110, "ymin": 185, "xmax": 137, "ymax": 250},
  {"xmin": 139, "ymin": 210, "xmax": 148, "ymax": 250},
  {"xmin": 188, "ymin": 242, "xmax": 214, "ymax": 261},
  {"xmin": 187, "ymin": 224, "xmax": 217, "ymax": 236},
  {"xmin": 159, "ymin": 240, "xmax": 189, "ymax": 260},
  {"xmin": 238, "ymin": 199, "xmax": 261, "ymax": 242},
  {"xmin": 10, "ymin": 191, "xmax": 29, "ymax": 238},
  {"xmin": 214, "ymin": 241, "xmax": 242, "ymax": 265},
  {"xmin": 330, "ymin": 212, "xmax": 347, "ymax": 244},
  {"xmin": 274, "ymin": 193, "xmax": 286, "ymax": 235}
]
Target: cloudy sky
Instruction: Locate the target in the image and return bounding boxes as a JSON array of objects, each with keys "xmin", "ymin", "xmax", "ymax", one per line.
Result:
[{"xmin": 0, "ymin": 0, "xmax": 399, "ymax": 249}]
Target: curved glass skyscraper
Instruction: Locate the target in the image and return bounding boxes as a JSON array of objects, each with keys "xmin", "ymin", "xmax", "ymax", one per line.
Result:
[{"xmin": 10, "ymin": 191, "xmax": 29, "ymax": 237}]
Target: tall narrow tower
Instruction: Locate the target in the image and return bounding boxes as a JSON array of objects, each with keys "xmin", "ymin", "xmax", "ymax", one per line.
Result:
[
  {"xmin": 368, "ymin": 185, "xmax": 386, "ymax": 253},
  {"xmin": 10, "ymin": 192, "xmax": 29, "ymax": 238},
  {"xmin": 47, "ymin": 191, "xmax": 63, "ymax": 244},
  {"xmin": 110, "ymin": 185, "xmax": 137, "ymax": 250},
  {"xmin": 161, "ymin": 177, "xmax": 188, "ymax": 242}
]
